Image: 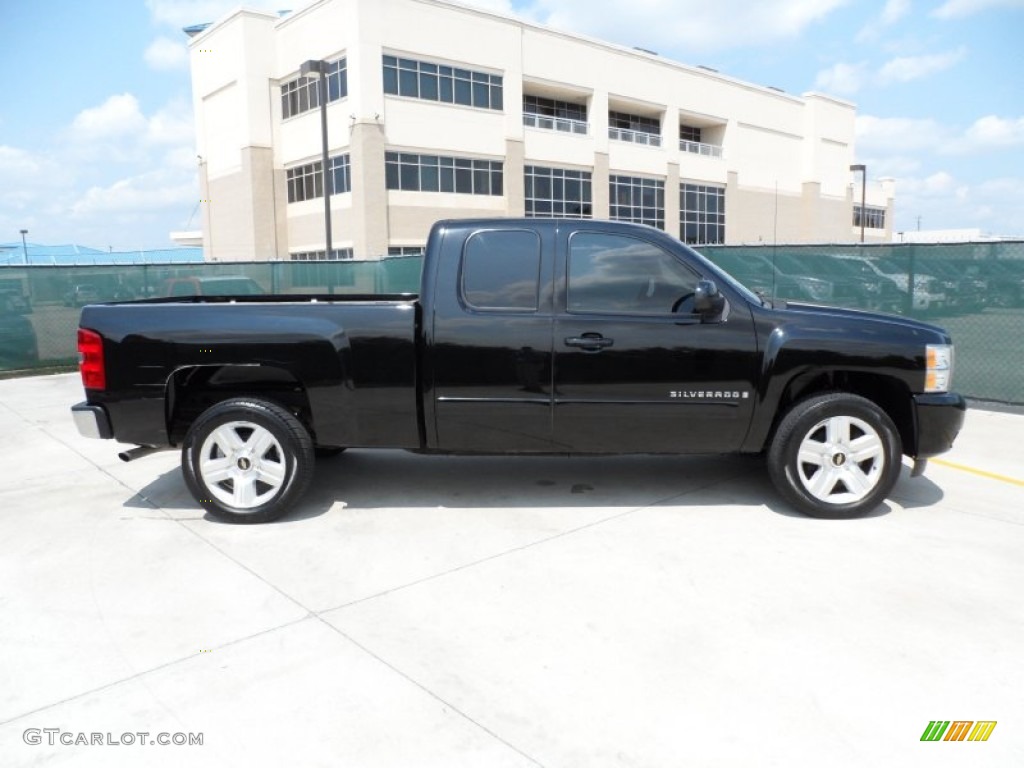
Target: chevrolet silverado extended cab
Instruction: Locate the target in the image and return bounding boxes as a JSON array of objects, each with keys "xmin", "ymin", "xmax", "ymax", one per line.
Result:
[{"xmin": 72, "ymin": 219, "xmax": 965, "ymax": 523}]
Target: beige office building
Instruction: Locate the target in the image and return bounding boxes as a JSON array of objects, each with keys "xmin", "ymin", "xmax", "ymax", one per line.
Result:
[{"xmin": 188, "ymin": 0, "xmax": 894, "ymax": 261}]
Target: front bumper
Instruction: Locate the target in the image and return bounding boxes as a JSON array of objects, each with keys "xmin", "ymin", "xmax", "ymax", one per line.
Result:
[
  {"xmin": 912, "ymin": 392, "xmax": 966, "ymax": 458},
  {"xmin": 71, "ymin": 402, "xmax": 113, "ymax": 440}
]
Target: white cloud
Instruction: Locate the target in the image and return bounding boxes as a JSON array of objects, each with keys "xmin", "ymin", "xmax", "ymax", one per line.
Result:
[
  {"xmin": 72, "ymin": 171, "xmax": 197, "ymax": 217},
  {"xmin": 145, "ymin": 37, "xmax": 189, "ymax": 70},
  {"xmin": 963, "ymin": 115, "xmax": 1024, "ymax": 149},
  {"xmin": 857, "ymin": 0, "xmax": 911, "ymax": 41},
  {"xmin": 919, "ymin": 171, "xmax": 956, "ymax": 194},
  {"xmin": 878, "ymin": 47, "xmax": 966, "ymax": 84},
  {"xmin": 857, "ymin": 113, "xmax": 1024, "ymax": 157},
  {"xmin": 862, "ymin": 155, "xmax": 923, "ymax": 179},
  {"xmin": 892, "ymin": 172, "xmax": 1024, "ymax": 235},
  {"xmin": 814, "ymin": 62, "xmax": 867, "ymax": 95},
  {"xmin": 881, "ymin": 0, "xmax": 912, "ymax": 24},
  {"xmin": 856, "ymin": 115, "xmax": 949, "ymax": 154},
  {"xmin": 856, "ymin": 113, "xmax": 1024, "ymax": 234},
  {"xmin": 0, "ymin": 145, "xmax": 41, "ymax": 176},
  {"xmin": 932, "ymin": 0, "xmax": 1024, "ymax": 20},
  {"xmin": 71, "ymin": 94, "xmax": 147, "ymax": 140},
  {"xmin": 146, "ymin": 99, "xmax": 195, "ymax": 146},
  {"xmin": 0, "ymin": 94, "xmax": 200, "ymax": 248},
  {"xmin": 68, "ymin": 94, "xmax": 193, "ymax": 151}
]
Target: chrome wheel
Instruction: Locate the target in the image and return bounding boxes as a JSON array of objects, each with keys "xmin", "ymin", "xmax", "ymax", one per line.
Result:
[
  {"xmin": 198, "ymin": 421, "xmax": 287, "ymax": 509},
  {"xmin": 795, "ymin": 415, "xmax": 885, "ymax": 505},
  {"xmin": 768, "ymin": 393, "xmax": 901, "ymax": 519}
]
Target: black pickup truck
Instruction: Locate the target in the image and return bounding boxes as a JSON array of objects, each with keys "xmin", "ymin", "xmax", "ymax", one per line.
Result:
[{"xmin": 72, "ymin": 219, "xmax": 965, "ymax": 522}]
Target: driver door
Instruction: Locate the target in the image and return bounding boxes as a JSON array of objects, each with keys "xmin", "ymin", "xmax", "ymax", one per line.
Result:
[{"xmin": 552, "ymin": 228, "xmax": 758, "ymax": 453}]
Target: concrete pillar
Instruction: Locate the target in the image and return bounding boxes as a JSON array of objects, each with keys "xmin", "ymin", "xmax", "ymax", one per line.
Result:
[
  {"xmin": 349, "ymin": 118, "xmax": 388, "ymax": 259},
  {"xmin": 881, "ymin": 177, "xmax": 896, "ymax": 243},
  {"xmin": 593, "ymin": 151, "xmax": 610, "ymax": 219},
  {"xmin": 665, "ymin": 161, "xmax": 680, "ymax": 237},
  {"xmin": 505, "ymin": 138, "xmax": 526, "ymax": 217},
  {"xmin": 801, "ymin": 180, "xmax": 821, "ymax": 246},
  {"xmin": 246, "ymin": 146, "xmax": 280, "ymax": 260},
  {"xmin": 725, "ymin": 170, "xmax": 739, "ymax": 244}
]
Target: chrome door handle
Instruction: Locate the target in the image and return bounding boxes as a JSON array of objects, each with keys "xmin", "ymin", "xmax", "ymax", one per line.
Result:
[{"xmin": 564, "ymin": 335, "xmax": 614, "ymax": 350}]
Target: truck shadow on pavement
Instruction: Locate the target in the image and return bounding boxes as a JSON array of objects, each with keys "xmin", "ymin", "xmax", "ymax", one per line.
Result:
[{"xmin": 123, "ymin": 450, "xmax": 945, "ymax": 524}]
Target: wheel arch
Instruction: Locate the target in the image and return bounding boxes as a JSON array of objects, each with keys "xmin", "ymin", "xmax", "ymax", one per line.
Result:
[
  {"xmin": 765, "ymin": 369, "xmax": 916, "ymax": 456},
  {"xmin": 166, "ymin": 364, "xmax": 317, "ymax": 446}
]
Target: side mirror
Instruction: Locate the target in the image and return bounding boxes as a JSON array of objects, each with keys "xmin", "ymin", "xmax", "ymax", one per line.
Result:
[{"xmin": 694, "ymin": 279, "xmax": 725, "ymax": 317}]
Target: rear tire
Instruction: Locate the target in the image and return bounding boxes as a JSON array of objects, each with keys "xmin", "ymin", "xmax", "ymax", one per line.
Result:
[
  {"xmin": 768, "ymin": 393, "xmax": 901, "ymax": 519},
  {"xmin": 181, "ymin": 398, "xmax": 315, "ymax": 524}
]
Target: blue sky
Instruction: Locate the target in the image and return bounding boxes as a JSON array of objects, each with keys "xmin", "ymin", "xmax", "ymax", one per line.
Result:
[{"xmin": 1, "ymin": 0, "xmax": 1022, "ymax": 249}]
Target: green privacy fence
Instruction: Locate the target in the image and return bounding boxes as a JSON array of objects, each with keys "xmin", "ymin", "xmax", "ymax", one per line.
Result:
[
  {"xmin": 700, "ymin": 241, "xmax": 1024, "ymax": 404},
  {"xmin": 1, "ymin": 243, "xmax": 1022, "ymax": 404}
]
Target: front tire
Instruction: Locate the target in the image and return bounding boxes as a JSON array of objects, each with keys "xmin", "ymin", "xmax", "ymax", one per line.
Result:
[
  {"xmin": 767, "ymin": 393, "xmax": 901, "ymax": 519},
  {"xmin": 181, "ymin": 398, "xmax": 315, "ymax": 524}
]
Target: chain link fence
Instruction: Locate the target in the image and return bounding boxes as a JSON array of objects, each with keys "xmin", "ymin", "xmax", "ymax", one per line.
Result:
[
  {"xmin": 1, "ymin": 243, "xmax": 1021, "ymax": 404},
  {"xmin": 701, "ymin": 241, "xmax": 1024, "ymax": 404}
]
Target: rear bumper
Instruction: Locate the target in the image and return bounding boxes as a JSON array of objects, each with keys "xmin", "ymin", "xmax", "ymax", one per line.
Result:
[
  {"xmin": 912, "ymin": 392, "xmax": 966, "ymax": 458},
  {"xmin": 71, "ymin": 402, "xmax": 113, "ymax": 440}
]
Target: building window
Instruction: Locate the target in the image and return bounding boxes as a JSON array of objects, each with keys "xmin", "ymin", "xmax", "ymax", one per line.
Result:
[
  {"xmin": 608, "ymin": 110, "xmax": 662, "ymax": 146},
  {"xmin": 462, "ymin": 230, "xmax": 542, "ymax": 311},
  {"xmin": 525, "ymin": 166, "xmax": 592, "ymax": 218},
  {"xmin": 286, "ymin": 155, "xmax": 351, "ymax": 203},
  {"xmin": 387, "ymin": 246, "xmax": 425, "ymax": 258},
  {"xmin": 382, "ymin": 55, "xmax": 502, "ymax": 110},
  {"xmin": 680, "ymin": 183, "xmax": 725, "ymax": 244},
  {"xmin": 329, "ymin": 155, "xmax": 351, "ymax": 197},
  {"xmin": 289, "ymin": 249, "xmax": 354, "ymax": 261},
  {"xmin": 854, "ymin": 205, "xmax": 886, "ymax": 229},
  {"xmin": 281, "ymin": 58, "xmax": 347, "ymax": 119},
  {"xmin": 523, "ymin": 95, "xmax": 588, "ymax": 134},
  {"xmin": 679, "ymin": 125, "xmax": 702, "ymax": 143},
  {"xmin": 385, "ymin": 152, "xmax": 503, "ymax": 195},
  {"xmin": 609, "ymin": 175, "xmax": 664, "ymax": 229}
]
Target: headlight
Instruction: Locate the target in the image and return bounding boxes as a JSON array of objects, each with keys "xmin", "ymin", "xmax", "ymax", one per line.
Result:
[{"xmin": 925, "ymin": 344, "xmax": 953, "ymax": 393}]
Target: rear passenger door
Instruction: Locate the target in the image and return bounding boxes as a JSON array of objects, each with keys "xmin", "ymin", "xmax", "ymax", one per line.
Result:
[
  {"xmin": 430, "ymin": 227, "xmax": 555, "ymax": 451},
  {"xmin": 552, "ymin": 228, "xmax": 758, "ymax": 453}
]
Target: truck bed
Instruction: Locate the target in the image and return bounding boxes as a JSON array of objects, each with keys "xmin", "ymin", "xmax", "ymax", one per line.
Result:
[{"xmin": 78, "ymin": 297, "xmax": 422, "ymax": 449}]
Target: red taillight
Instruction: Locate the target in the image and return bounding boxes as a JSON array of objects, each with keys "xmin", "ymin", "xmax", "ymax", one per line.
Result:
[{"xmin": 77, "ymin": 329, "xmax": 106, "ymax": 390}]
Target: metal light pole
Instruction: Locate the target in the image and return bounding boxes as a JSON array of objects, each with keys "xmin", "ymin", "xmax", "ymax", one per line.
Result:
[
  {"xmin": 19, "ymin": 229, "xmax": 28, "ymax": 264},
  {"xmin": 300, "ymin": 59, "xmax": 333, "ymax": 260},
  {"xmin": 850, "ymin": 164, "xmax": 866, "ymax": 244}
]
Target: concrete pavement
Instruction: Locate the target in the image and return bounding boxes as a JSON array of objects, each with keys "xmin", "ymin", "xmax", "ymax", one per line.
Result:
[{"xmin": 1, "ymin": 373, "xmax": 1022, "ymax": 767}]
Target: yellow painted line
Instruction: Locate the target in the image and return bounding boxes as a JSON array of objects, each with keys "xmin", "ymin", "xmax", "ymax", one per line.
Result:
[{"xmin": 931, "ymin": 458, "xmax": 1024, "ymax": 488}]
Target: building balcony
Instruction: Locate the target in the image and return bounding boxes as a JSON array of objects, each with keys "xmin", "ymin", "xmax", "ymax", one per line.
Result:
[
  {"xmin": 680, "ymin": 139, "xmax": 723, "ymax": 158},
  {"xmin": 523, "ymin": 112, "xmax": 589, "ymax": 135},
  {"xmin": 608, "ymin": 127, "xmax": 662, "ymax": 147}
]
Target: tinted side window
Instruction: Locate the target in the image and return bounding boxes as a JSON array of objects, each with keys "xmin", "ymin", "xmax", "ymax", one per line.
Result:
[
  {"xmin": 462, "ymin": 230, "xmax": 542, "ymax": 311},
  {"xmin": 568, "ymin": 232, "xmax": 698, "ymax": 315}
]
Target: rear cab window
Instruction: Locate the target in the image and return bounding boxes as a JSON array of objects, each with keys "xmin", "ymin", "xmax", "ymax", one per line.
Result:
[{"xmin": 461, "ymin": 229, "xmax": 542, "ymax": 311}]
